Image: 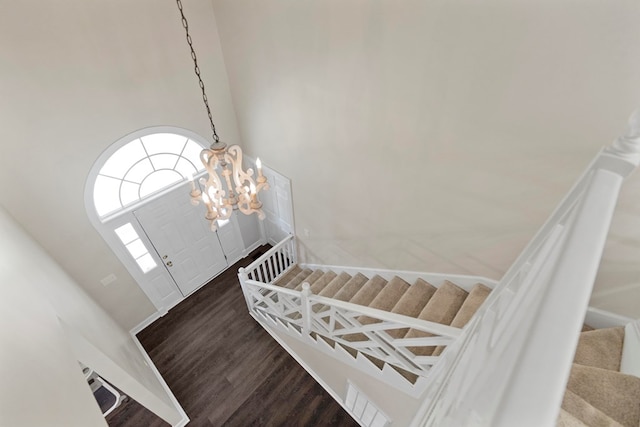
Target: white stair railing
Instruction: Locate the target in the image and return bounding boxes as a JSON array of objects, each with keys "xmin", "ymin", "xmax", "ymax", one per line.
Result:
[
  {"xmin": 238, "ymin": 112, "xmax": 640, "ymax": 427},
  {"xmin": 238, "ymin": 234, "xmax": 297, "ymax": 311},
  {"xmin": 240, "ymin": 271, "xmax": 461, "ymax": 379},
  {"xmin": 411, "ymin": 111, "xmax": 640, "ymax": 427}
]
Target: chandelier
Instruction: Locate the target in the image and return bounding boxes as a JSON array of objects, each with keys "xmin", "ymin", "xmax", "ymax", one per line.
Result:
[{"xmin": 176, "ymin": 0, "xmax": 268, "ymax": 231}]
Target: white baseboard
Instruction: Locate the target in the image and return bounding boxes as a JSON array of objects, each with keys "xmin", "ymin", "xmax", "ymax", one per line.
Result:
[
  {"xmin": 129, "ymin": 332, "xmax": 190, "ymax": 426},
  {"xmin": 584, "ymin": 306, "xmax": 634, "ymax": 329},
  {"xmin": 130, "ymin": 309, "xmax": 166, "ymax": 336},
  {"xmin": 243, "ymin": 238, "xmax": 267, "ymax": 257}
]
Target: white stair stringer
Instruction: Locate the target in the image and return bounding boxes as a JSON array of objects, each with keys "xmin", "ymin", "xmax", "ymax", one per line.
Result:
[
  {"xmin": 287, "ymin": 322, "xmax": 303, "ymax": 337},
  {"xmin": 621, "ymin": 319, "xmax": 640, "ymax": 378},
  {"xmin": 251, "ymin": 311, "xmax": 430, "ymax": 397},
  {"xmin": 255, "ymin": 309, "xmax": 277, "ymax": 327}
]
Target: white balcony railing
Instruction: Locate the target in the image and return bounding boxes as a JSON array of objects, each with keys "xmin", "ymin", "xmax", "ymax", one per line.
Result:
[
  {"xmin": 411, "ymin": 111, "xmax": 640, "ymax": 427},
  {"xmin": 239, "ymin": 111, "xmax": 640, "ymax": 427}
]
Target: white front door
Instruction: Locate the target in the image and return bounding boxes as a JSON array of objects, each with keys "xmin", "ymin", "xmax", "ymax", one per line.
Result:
[{"xmin": 134, "ymin": 183, "xmax": 228, "ymax": 297}]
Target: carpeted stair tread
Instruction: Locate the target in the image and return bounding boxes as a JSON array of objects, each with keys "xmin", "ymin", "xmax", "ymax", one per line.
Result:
[
  {"xmin": 318, "ymin": 272, "xmax": 352, "ymax": 298},
  {"xmin": 349, "ymin": 275, "xmax": 388, "ymax": 307},
  {"xmin": 560, "ymin": 389, "xmax": 624, "ymax": 427},
  {"xmin": 565, "ymin": 363, "xmax": 640, "ymax": 427},
  {"xmin": 404, "ymin": 281, "xmax": 469, "ymax": 356},
  {"xmin": 274, "ymin": 265, "xmax": 302, "ymax": 287},
  {"xmin": 357, "ymin": 276, "xmax": 411, "ymax": 326},
  {"xmin": 339, "ymin": 276, "xmax": 414, "ymax": 367},
  {"xmin": 312, "ymin": 272, "xmax": 353, "ymax": 316},
  {"xmin": 387, "ymin": 279, "xmax": 438, "ymax": 339},
  {"xmin": 292, "ymin": 269, "xmax": 324, "ymax": 291},
  {"xmin": 303, "ymin": 271, "xmax": 337, "ymax": 293},
  {"xmin": 339, "ymin": 276, "xmax": 388, "ymax": 343},
  {"xmin": 312, "ymin": 273, "xmax": 369, "ymax": 343},
  {"xmin": 333, "ymin": 273, "xmax": 369, "ymax": 302},
  {"xmin": 557, "ymin": 408, "xmax": 589, "ymax": 427},
  {"xmin": 284, "ymin": 268, "xmax": 314, "ymax": 289},
  {"xmin": 415, "ymin": 280, "xmax": 469, "ymax": 324},
  {"xmin": 582, "ymin": 324, "xmax": 595, "ymax": 332},
  {"xmin": 368, "ymin": 276, "xmax": 411, "ymax": 312},
  {"xmin": 432, "ymin": 283, "xmax": 491, "ymax": 356},
  {"xmin": 573, "ymin": 327, "xmax": 625, "ymax": 372},
  {"xmin": 341, "ymin": 275, "xmax": 398, "ymax": 344}
]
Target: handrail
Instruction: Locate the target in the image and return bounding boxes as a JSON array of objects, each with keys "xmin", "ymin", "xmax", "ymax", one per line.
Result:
[
  {"xmin": 242, "ymin": 234, "xmax": 295, "ymax": 276},
  {"xmin": 241, "ymin": 275, "xmax": 463, "ymax": 377},
  {"xmin": 243, "ymin": 279, "xmax": 462, "ymax": 338},
  {"xmin": 310, "ymin": 294, "xmax": 462, "ymax": 338},
  {"xmin": 244, "ymin": 279, "xmax": 301, "ymax": 297},
  {"xmin": 412, "ymin": 110, "xmax": 640, "ymax": 427}
]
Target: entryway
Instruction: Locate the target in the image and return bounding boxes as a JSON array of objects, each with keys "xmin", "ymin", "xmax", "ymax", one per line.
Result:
[
  {"xmin": 133, "ymin": 182, "xmax": 231, "ymax": 297},
  {"xmin": 85, "ymin": 126, "xmax": 294, "ymax": 315}
]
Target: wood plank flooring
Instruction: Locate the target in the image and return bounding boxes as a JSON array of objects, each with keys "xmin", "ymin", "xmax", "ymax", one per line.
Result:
[{"xmin": 107, "ymin": 246, "xmax": 358, "ymax": 427}]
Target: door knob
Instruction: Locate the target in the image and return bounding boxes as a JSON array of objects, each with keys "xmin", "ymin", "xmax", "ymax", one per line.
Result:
[
  {"xmin": 166, "ymin": 261, "xmax": 173, "ymax": 267},
  {"xmin": 162, "ymin": 255, "xmax": 168, "ymax": 260}
]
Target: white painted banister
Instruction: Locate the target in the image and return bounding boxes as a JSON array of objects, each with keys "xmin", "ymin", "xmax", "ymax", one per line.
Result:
[
  {"xmin": 240, "ymin": 274, "xmax": 463, "ymax": 377},
  {"xmin": 309, "ymin": 294, "xmax": 461, "ymax": 339},
  {"xmin": 242, "ymin": 279, "xmax": 461, "ymax": 339},
  {"xmin": 495, "ymin": 169, "xmax": 624, "ymax": 427},
  {"xmin": 237, "ymin": 111, "xmax": 640, "ymax": 426},
  {"xmin": 412, "ymin": 110, "xmax": 640, "ymax": 427}
]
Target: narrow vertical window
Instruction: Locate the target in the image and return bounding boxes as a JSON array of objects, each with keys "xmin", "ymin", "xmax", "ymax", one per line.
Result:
[{"xmin": 115, "ymin": 223, "xmax": 157, "ymax": 273}]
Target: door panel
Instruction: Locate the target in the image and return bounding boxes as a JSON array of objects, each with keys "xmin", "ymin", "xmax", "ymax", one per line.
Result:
[
  {"xmin": 134, "ymin": 183, "xmax": 228, "ymax": 297},
  {"xmin": 236, "ymin": 211, "xmax": 262, "ymax": 250},
  {"xmin": 261, "ymin": 168, "xmax": 294, "ymax": 244},
  {"xmin": 216, "ymin": 217, "xmax": 244, "ymax": 265}
]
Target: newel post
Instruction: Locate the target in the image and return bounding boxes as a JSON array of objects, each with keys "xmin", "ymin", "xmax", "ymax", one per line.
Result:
[
  {"xmin": 238, "ymin": 267, "xmax": 253, "ymax": 313},
  {"xmin": 606, "ymin": 108, "xmax": 640, "ymax": 172},
  {"xmin": 301, "ymin": 282, "xmax": 312, "ymax": 335}
]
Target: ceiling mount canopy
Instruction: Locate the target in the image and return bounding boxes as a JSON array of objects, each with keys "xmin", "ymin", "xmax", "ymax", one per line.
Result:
[{"xmin": 176, "ymin": 0, "xmax": 268, "ymax": 231}]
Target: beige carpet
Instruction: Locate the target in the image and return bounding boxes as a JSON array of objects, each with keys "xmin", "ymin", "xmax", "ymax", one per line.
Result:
[{"xmin": 271, "ymin": 265, "xmax": 638, "ymax": 426}]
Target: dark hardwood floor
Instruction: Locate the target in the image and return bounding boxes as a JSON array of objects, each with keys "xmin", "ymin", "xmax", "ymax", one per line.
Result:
[{"xmin": 107, "ymin": 246, "xmax": 358, "ymax": 427}]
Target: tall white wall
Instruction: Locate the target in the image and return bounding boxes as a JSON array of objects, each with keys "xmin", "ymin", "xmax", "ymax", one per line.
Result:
[
  {"xmin": 211, "ymin": 0, "xmax": 640, "ymax": 318},
  {"xmin": 0, "ymin": 235, "xmax": 107, "ymax": 427},
  {"xmin": 0, "ymin": 207, "xmax": 183, "ymax": 425},
  {"xmin": 0, "ymin": 0, "xmax": 241, "ymax": 330}
]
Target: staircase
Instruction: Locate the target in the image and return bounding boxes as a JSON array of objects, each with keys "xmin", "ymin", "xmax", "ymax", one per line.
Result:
[
  {"xmin": 273, "ymin": 265, "xmax": 491, "ymax": 384},
  {"xmin": 559, "ymin": 326, "xmax": 640, "ymax": 427},
  {"xmin": 250, "ymin": 259, "xmax": 640, "ymax": 426},
  {"xmin": 237, "ymin": 111, "xmax": 640, "ymax": 427}
]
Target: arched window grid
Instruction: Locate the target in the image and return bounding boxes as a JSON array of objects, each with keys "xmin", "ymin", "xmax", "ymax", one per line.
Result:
[{"xmin": 93, "ymin": 132, "xmax": 206, "ymax": 219}]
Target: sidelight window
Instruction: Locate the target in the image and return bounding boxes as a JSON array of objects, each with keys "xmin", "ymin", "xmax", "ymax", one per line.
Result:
[{"xmin": 114, "ymin": 223, "xmax": 157, "ymax": 273}]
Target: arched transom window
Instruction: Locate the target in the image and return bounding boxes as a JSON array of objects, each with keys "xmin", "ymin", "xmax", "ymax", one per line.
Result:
[{"xmin": 93, "ymin": 132, "xmax": 205, "ymax": 218}]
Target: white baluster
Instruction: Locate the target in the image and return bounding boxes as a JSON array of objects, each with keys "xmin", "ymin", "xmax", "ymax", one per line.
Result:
[{"xmin": 301, "ymin": 282, "xmax": 312, "ymax": 335}]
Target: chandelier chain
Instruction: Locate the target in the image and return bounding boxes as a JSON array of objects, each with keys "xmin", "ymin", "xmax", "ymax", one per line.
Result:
[{"xmin": 176, "ymin": 0, "xmax": 220, "ymax": 142}]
